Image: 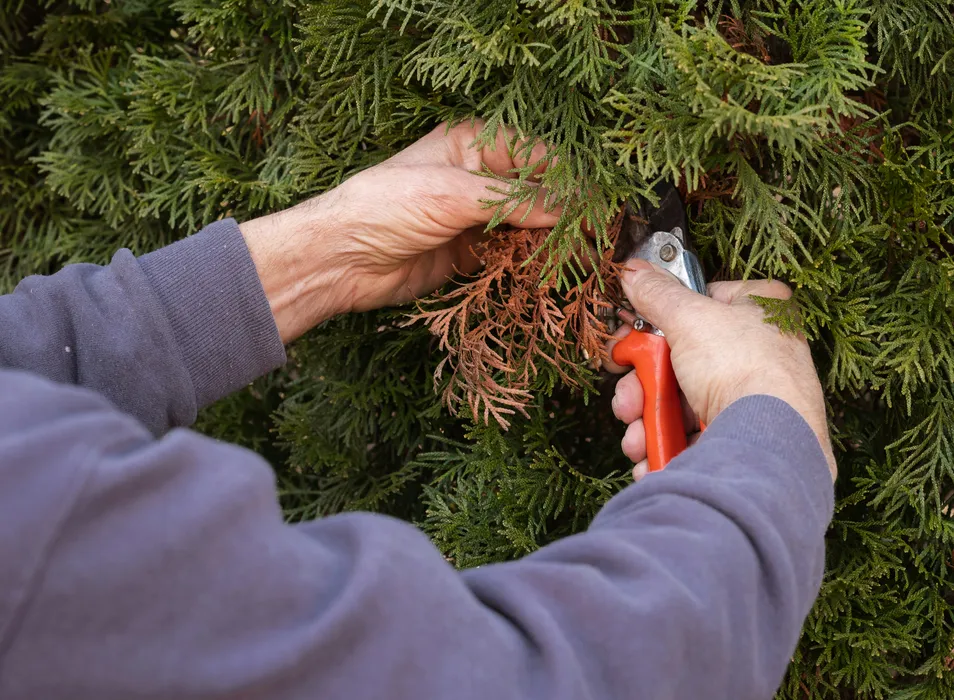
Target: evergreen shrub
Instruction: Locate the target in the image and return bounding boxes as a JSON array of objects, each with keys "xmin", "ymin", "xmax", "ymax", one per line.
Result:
[{"xmin": 2, "ymin": 1, "xmax": 953, "ymax": 696}]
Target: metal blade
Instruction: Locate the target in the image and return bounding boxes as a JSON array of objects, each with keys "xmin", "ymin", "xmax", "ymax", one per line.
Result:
[{"xmin": 613, "ymin": 183, "xmax": 693, "ymax": 263}]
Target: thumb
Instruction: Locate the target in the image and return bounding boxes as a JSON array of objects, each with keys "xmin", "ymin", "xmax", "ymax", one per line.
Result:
[{"xmin": 620, "ymin": 259, "xmax": 713, "ymax": 338}]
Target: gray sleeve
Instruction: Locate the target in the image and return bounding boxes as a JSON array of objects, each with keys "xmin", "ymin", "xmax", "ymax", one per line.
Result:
[
  {"xmin": 0, "ymin": 371, "xmax": 834, "ymax": 700},
  {"xmin": 0, "ymin": 219, "xmax": 286, "ymax": 434},
  {"xmin": 0, "ymin": 222, "xmax": 833, "ymax": 699}
]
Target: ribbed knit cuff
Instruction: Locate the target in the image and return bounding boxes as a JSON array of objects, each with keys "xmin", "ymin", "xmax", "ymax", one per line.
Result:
[
  {"xmin": 138, "ymin": 219, "xmax": 287, "ymax": 409},
  {"xmin": 698, "ymin": 395, "xmax": 835, "ymax": 516}
]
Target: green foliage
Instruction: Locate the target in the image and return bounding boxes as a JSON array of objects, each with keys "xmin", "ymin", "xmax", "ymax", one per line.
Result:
[{"xmin": 3, "ymin": 1, "xmax": 954, "ymax": 696}]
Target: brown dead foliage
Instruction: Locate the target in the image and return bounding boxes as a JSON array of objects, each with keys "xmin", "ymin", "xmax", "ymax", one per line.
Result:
[
  {"xmin": 682, "ymin": 167, "xmax": 739, "ymax": 215},
  {"xmin": 408, "ymin": 221, "xmax": 625, "ymax": 429},
  {"xmin": 834, "ymin": 90, "xmax": 888, "ymax": 163},
  {"xmin": 718, "ymin": 15, "xmax": 771, "ymax": 64}
]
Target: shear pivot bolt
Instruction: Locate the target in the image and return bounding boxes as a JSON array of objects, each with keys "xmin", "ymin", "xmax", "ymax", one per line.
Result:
[{"xmin": 659, "ymin": 243, "xmax": 677, "ymax": 262}]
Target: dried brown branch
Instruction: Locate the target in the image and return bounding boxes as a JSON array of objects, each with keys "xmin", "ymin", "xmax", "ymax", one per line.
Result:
[
  {"xmin": 407, "ymin": 221, "xmax": 624, "ymax": 428},
  {"xmin": 834, "ymin": 91, "xmax": 887, "ymax": 163},
  {"xmin": 717, "ymin": 15, "xmax": 771, "ymax": 64}
]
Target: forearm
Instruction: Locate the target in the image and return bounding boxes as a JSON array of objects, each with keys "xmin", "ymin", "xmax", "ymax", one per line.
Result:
[
  {"xmin": 0, "ymin": 219, "xmax": 285, "ymax": 434},
  {"xmin": 482, "ymin": 395, "xmax": 834, "ymax": 699}
]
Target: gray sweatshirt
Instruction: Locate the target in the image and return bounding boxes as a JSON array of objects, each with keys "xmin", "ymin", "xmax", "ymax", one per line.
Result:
[{"xmin": 0, "ymin": 219, "xmax": 834, "ymax": 700}]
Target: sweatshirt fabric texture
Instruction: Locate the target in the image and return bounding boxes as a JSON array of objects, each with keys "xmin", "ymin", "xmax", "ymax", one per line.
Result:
[{"xmin": 0, "ymin": 218, "xmax": 835, "ymax": 700}]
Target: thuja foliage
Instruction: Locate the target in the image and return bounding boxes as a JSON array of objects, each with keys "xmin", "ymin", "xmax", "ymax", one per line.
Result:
[{"xmin": 3, "ymin": 0, "xmax": 954, "ymax": 696}]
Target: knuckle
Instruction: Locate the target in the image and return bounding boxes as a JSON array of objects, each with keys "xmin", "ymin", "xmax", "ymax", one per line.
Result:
[
  {"xmin": 626, "ymin": 273, "xmax": 668, "ymax": 311},
  {"xmin": 762, "ymin": 280, "xmax": 793, "ymax": 300},
  {"xmin": 740, "ymin": 279, "xmax": 791, "ymax": 301}
]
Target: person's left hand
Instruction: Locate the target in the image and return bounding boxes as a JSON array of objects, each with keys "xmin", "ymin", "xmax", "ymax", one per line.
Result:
[{"xmin": 241, "ymin": 121, "xmax": 560, "ymax": 342}]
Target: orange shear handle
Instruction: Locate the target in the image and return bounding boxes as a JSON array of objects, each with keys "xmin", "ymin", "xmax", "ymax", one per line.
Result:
[{"xmin": 611, "ymin": 330, "xmax": 687, "ymax": 473}]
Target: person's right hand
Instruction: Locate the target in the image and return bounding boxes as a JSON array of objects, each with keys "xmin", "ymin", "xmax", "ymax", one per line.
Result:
[{"xmin": 605, "ymin": 259, "xmax": 837, "ymax": 482}]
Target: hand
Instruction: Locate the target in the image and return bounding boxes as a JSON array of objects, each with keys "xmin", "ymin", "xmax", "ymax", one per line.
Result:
[
  {"xmin": 240, "ymin": 121, "xmax": 559, "ymax": 342},
  {"xmin": 605, "ymin": 259, "xmax": 837, "ymax": 482}
]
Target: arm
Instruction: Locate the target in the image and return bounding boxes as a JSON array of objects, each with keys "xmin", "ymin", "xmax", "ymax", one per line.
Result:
[
  {"xmin": 0, "ymin": 371, "xmax": 832, "ymax": 700},
  {"xmin": 0, "ymin": 122, "xmax": 555, "ymax": 434},
  {"xmin": 0, "ymin": 121, "xmax": 835, "ymax": 699},
  {"xmin": 0, "ymin": 220, "xmax": 285, "ymax": 434}
]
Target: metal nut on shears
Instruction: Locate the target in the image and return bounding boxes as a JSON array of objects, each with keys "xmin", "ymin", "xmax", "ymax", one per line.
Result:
[{"xmin": 634, "ymin": 227, "xmax": 707, "ymax": 296}]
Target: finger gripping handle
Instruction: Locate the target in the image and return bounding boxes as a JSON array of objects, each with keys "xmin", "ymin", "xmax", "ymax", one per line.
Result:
[{"xmin": 611, "ymin": 331, "xmax": 688, "ymax": 472}]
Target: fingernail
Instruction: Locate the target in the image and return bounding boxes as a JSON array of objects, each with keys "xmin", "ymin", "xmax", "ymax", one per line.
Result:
[
  {"xmin": 630, "ymin": 259, "xmax": 654, "ymax": 272},
  {"xmin": 622, "ymin": 259, "xmax": 655, "ymax": 276}
]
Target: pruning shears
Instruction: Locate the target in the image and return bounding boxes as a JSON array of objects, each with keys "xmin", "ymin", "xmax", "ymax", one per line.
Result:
[{"xmin": 611, "ymin": 184, "xmax": 707, "ymax": 473}]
